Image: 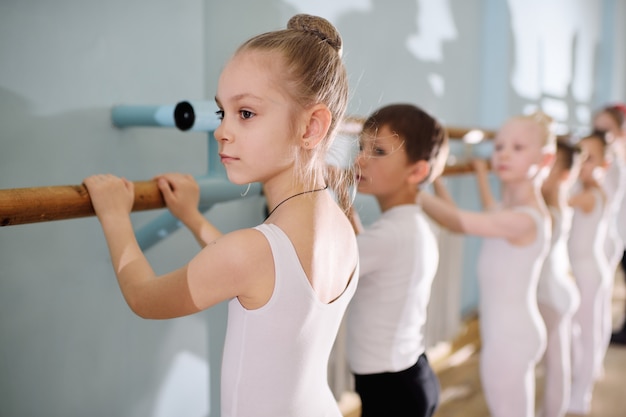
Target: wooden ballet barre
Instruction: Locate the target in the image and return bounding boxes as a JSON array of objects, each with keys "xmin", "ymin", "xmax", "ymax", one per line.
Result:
[
  {"xmin": 442, "ymin": 161, "xmax": 490, "ymax": 175},
  {"xmin": 339, "ymin": 116, "xmax": 497, "ymax": 140},
  {"xmin": 0, "ymin": 160, "xmax": 487, "ymax": 227},
  {"xmin": 0, "ymin": 181, "xmax": 164, "ymax": 227}
]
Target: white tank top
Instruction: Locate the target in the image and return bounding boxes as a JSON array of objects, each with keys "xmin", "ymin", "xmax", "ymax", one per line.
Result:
[{"xmin": 220, "ymin": 223, "xmax": 358, "ymax": 417}]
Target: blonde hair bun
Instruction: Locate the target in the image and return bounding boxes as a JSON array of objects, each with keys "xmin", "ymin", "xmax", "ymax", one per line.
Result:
[{"xmin": 287, "ymin": 14, "xmax": 342, "ymax": 56}]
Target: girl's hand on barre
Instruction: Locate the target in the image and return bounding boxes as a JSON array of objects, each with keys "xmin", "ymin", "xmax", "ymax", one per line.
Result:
[
  {"xmin": 471, "ymin": 158, "xmax": 490, "ymax": 173},
  {"xmin": 154, "ymin": 173, "xmax": 201, "ymax": 223},
  {"xmin": 83, "ymin": 174, "xmax": 134, "ymax": 220},
  {"xmin": 154, "ymin": 173, "xmax": 221, "ymax": 247}
]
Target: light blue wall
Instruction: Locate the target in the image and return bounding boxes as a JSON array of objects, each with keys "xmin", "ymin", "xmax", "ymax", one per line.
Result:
[{"xmin": 1, "ymin": 1, "xmax": 624, "ymax": 416}]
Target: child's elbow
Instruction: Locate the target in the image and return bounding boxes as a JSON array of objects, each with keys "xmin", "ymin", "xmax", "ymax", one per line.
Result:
[
  {"xmin": 122, "ymin": 292, "xmax": 153, "ymax": 319},
  {"xmin": 441, "ymin": 221, "xmax": 465, "ymax": 234}
]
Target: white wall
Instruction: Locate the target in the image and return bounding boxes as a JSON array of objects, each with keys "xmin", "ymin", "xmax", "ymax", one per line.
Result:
[{"xmin": 1, "ymin": 1, "xmax": 624, "ymax": 416}]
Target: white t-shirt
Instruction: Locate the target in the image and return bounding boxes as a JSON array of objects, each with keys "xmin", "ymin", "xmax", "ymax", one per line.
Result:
[
  {"xmin": 347, "ymin": 204, "xmax": 439, "ymax": 374},
  {"xmin": 221, "ymin": 223, "xmax": 358, "ymax": 417}
]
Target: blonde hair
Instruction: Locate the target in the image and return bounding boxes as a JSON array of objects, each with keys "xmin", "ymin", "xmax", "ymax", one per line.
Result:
[
  {"xmin": 236, "ymin": 14, "xmax": 353, "ymax": 214},
  {"xmin": 512, "ymin": 110, "xmax": 557, "ymax": 152}
]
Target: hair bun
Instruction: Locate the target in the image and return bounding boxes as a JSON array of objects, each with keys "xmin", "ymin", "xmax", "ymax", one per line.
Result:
[{"xmin": 287, "ymin": 14, "xmax": 342, "ymax": 55}]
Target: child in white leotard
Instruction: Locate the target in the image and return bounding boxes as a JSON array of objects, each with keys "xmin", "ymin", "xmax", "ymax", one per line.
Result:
[
  {"xmin": 595, "ymin": 104, "xmax": 626, "ymax": 345},
  {"xmin": 537, "ymin": 139, "xmax": 582, "ymax": 417},
  {"xmin": 347, "ymin": 104, "xmax": 449, "ymax": 417},
  {"xmin": 593, "ymin": 105, "xmax": 626, "ymax": 354},
  {"xmin": 567, "ymin": 132, "xmax": 612, "ymax": 415},
  {"xmin": 84, "ymin": 14, "xmax": 359, "ymax": 417},
  {"xmin": 420, "ymin": 111, "xmax": 555, "ymax": 417}
]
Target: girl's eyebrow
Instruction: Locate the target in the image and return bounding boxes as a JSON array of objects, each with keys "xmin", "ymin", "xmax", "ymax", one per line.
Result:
[{"xmin": 214, "ymin": 93, "xmax": 264, "ymax": 106}]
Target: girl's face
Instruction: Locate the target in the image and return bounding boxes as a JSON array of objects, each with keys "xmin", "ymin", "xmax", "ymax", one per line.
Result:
[
  {"xmin": 593, "ymin": 111, "xmax": 622, "ymax": 142},
  {"xmin": 491, "ymin": 119, "xmax": 546, "ymax": 183},
  {"xmin": 541, "ymin": 149, "xmax": 576, "ymax": 195},
  {"xmin": 578, "ymin": 138, "xmax": 606, "ymax": 185},
  {"xmin": 355, "ymin": 125, "xmax": 411, "ymax": 198},
  {"xmin": 214, "ymin": 50, "xmax": 298, "ymax": 185}
]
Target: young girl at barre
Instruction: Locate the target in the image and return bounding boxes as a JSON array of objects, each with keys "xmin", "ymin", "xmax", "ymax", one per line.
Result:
[
  {"xmin": 84, "ymin": 14, "xmax": 359, "ymax": 417},
  {"xmin": 593, "ymin": 105, "xmax": 626, "ymax": 353},
  {"xmin": 419, "ymin": 111, "xmax": 555, "ymax": 417},
  {"xmin": 346, "ymin": 104, "xmax": 449, "ymax": 417},
  {"xmin": 567, "ymin": 131, "xmax": 612, "ymax": 415},
  {"xmin": 536, "ymin": 139, "xmax": 582, "ymax": 417}
]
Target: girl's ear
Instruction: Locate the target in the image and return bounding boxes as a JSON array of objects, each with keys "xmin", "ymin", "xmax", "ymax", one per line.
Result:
[
  {"xmin": 536, "ymin": 152, "xmax": 555, "ymax": 181},
  {"xmin": 301, "ymin": 104, "xmax": 331, "ymax": 149},
  {"xmin": 407, "ymin": 160, "xmax": 431, "ymax": 185},
  {"xmin": 541, "ymin": 152, "xmax": 555, "ymax": 168}
]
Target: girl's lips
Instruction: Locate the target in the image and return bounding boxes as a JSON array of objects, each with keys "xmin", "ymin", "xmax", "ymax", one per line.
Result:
[{"xmin": 219, "ymin": 153, "xmax": 238, "ymax": 163}]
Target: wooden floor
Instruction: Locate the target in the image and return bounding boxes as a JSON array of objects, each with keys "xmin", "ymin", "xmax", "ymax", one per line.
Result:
[{"xmin": 341, "ymin": 270, "xmax": 626, "ymax": 417}]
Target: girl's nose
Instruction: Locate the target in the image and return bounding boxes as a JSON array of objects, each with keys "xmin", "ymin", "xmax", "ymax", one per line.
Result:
[{"xmin": 214, "ymin": 120, "xmax": 230, "ymax": 143}]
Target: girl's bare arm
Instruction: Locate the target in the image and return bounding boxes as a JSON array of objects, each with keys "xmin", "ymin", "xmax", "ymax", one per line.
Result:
[
  {"xmin": 84, "ymin": 174, "xmax": 272, "ymax": 319},
  {"xmin": 420, "ymin": 183, "xmax": 536, "ymax": 243},
  {"xmin": 155, "ymin": 173, "xmax": 223, "ymax": 247},
  {"xmin": 472, "ymin": 159, "xmax": 497, "ymax": 210}
]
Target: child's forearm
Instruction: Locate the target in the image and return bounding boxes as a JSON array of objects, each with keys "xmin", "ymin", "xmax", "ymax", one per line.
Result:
[
  {"xmin": 418, "ymin": 191, "xmax": 464, "ymax": 233},
  {"xmin": 98, "ymin": 214, "xmax": 156, "ymax": 314},
  {"xmin": 178, "ymin": 210, "xmax": 222, "ymax": 247},
  {"xmin": 473, "ymin": 165, "xmax": 496, "ymax": 209},
  {"xmin": 433, "ymin": 178, "xmax": 454, "ymax": 203}
]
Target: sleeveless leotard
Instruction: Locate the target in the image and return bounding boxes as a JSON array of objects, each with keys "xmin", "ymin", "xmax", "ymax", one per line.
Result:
[
  {"xmin": 220, "ymin": 223, "xmax": 358, "ymax": 417},
  {"xmin": 537, "ymin": 207, "xmax": 580, "ymax": 315},
  {"xmin": 477, "ymin": 206, "xmax": 549, "ymax": 417},
  {"xmin": 568, "ymin": 188, "xmax": 611, "ymax": 414},
  {"xmin": 603, "ymin": 155, "xmax": 626, "ymax": 268},
  {"xmin": 600, "ymin": 156, "xmax": 626, "ymax": 377},
  {"xmin": 536, "ymin": 206, "xmax": 580, "ymax": 417}
]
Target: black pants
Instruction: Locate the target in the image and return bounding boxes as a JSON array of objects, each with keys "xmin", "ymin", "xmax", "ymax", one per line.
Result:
[{"xmin": 354, "ymin": 354, "xmax": 440, "ymax": 417}]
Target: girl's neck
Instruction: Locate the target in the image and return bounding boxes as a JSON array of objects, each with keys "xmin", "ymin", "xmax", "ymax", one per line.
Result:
[
  {"xmin": 500, "ymin": 179, "xmax": 541, "ymax": 208},
  {"xmin": 262, "ymin": 170, "xmax": 325, "ymax": 210}
]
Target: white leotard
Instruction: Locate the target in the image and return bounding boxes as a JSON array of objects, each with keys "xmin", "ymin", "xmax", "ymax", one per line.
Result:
[
  {"xmin": 537, "ymin": 207, "xmax": 580, "ymax": 315},
  {"xmin": 599, "ymin": 153, "xmax": 626, "ymax": 382},
  {"xmin": 568, "ymin": 188, "xmax": 611, "ymax": 414},
  {"xmin": 603, "ymin": 155, "xmax": 626, "ymax": 267},
  {"xmin": 220, "ymin": 223, "xmax": 358, "ymax": 417},
  {"xmin": 536, "ymin": 206, "xmax": 580, "ymax": 417},
  {"xmin": 477, "ymin": 206, "xmax": 549, "ymax": 417}
]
